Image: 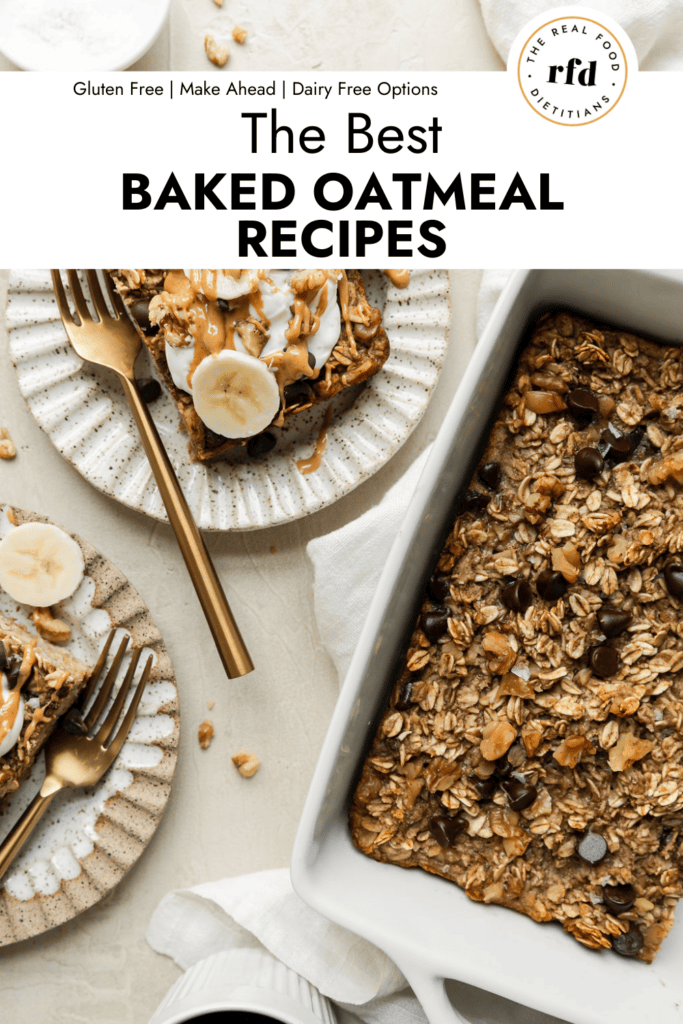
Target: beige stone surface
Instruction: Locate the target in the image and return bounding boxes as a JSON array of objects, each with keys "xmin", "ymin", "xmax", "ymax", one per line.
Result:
[
  {"xmin": 0, "ymin": 269, "xmax": 482, "ymax": 1022},
  {"xmin": 0, "ymin": 0, "xmax": 503, "ymax": 71}
]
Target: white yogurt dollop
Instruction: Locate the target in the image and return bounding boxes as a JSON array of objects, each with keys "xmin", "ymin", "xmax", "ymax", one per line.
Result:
[
  {"xmin": 164, "ymin": 270, "xmax": 342, "ymax": 396},
  {"xmin": 0, "ymin": 671, "xmax": 24, "ymax": 758}
]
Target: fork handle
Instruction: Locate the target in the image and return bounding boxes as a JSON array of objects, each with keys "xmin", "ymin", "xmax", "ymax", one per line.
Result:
[
  {"xmin": 0, "ymin": 788, "xmax": 58, "ymax": 881},
  {"xmin": 119, "ymin": 374, "xmax": 254, "ymax": 679}
]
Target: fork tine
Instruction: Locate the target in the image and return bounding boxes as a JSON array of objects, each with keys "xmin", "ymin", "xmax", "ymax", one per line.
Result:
[
  {"xmin": 85, "ymin": 270, "xmax": 111, "ymax": 323},
  {"xmin": 101, "ymin": 272, "xmax": 127, "ymax": 319},
  {"xmin": 66, "ymin": 270, "xmax": 92, "ymax": 324},
  {"xmin": 82, "ymin": 634, "xmax": 129, "ymax": 731},
  {"xmin": 105, "ymin": 655, "xmax": 153, "ymax": 758},
  {"xmin": 93, "ymin": 646, "xmax": 143, "ymax": 746},
  {"xmin": 77, "ymin": 628, "xmax": 116, "ymax": 711},
  {"xmin": 51, "ymin": 270, "xmax": 75, "ymax": 326}
]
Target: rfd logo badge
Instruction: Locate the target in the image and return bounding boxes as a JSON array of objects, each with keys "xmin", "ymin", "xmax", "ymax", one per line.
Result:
[{"xmin": 516, "ymin": 13, "xmax": 628, "ymax": 125}]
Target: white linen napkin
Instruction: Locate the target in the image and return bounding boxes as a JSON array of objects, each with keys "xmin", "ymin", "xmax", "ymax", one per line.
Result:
[{"xmin": 478, "ymin": 0, "xmax": 683, "ymax": 70}]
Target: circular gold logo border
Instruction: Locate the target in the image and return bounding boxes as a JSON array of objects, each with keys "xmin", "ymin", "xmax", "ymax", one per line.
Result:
[{"xmin": 517, "ymin": 15, "xmax": 628, "ymax": 126}]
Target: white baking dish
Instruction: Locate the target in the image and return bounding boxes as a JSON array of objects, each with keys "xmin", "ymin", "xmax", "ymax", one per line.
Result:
[{"xmin": 292, "ymin": 270, "xmax": 683, "ymax": 1024}]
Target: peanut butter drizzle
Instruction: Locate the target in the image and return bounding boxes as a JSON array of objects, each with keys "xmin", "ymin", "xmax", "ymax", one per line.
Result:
[
  {"xmin": 296, "ymin": 405, "xmax": 334, "ymax": 476},
  {"xmin": 166, "ymin": 270, "xmax": 353, "ymax": 402},
  {"xmin": 384, "ymin": 269, "xmax": 410, "ymax": 289},
  {"xmin": 0, "ymin": 674, "xmax": 22, "ymax": 751},
  {"xmin": 0, "ymin": 639, "xmax": 36, "ymax": 752},
  {"xmin": 22, "ymin": 705, "xmax": 53, "ymax": 748}
]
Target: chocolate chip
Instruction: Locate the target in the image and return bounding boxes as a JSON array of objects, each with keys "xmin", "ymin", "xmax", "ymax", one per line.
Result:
[
  {"xmin": 626, "ymin": 428, "xmax": 645, "ymax": 455},
  {"xmin": 0, "ymin": 641, "xmax": 6, "ymax": 673},
  {"xmin": 501, "ymin": 579, "xmax": 533, "ymax": 614},
  {"xmin": 394, "ymin": 681, "xmax": 413, "ymax": 711},
  {"xmin": 308, "ymin": 352, "xmax": 316, "ymax": 369},
  {"xmin": 577, "ymin": 832, "xmax": 608, "ymax": 864},
  {"xmin": 501, "ymin": 777, "xmax": 537, "ymax": 811},
  {"xmin": 129, "ymin": 298, "xmax": 153, "ymax": 333},
  {"xmin": 600, "ymin": 427, "xmax": 634, "ymax": 463},
  {"xmin": 428, "ymin": 574, "xmax": 451, "ymax": 603},
  {"xmin": 612, "ymin": 929, "xmax": 644, "ymax": 958},
  {"xmin": 536, "ymin": 569, "xmax": 568, "ymax": 602},
  {"xmin": 471, "ymin": 775, "xmax": 497, "ymax": 801},
  {"xmin": 247, "ymin": 432, "xmax": 277, "ymax": 458},
  {"xmin": 138, "ymin": 378, "xmax": 161, "ymax": 404},
  {"xmin": 603, "ymin": 884, "xmax": 637, "ymax": 914},
  {"xmin": 567, "ymin": 388, "xmax": 599, "ymax": 423},
  {"xmin": 461, "ymin": 490, "xmax": 489, "ymax": 514},
  {"xmin": 588, "ymin": 645, "xmax": 619, "ymax": 679},
  {"xmin": 428, "ymin": 815, "xmax": 466, "ymax": 848},
  {"xmin": 421, "ymin": 610, "xmax": 449, "ymax": 643},
  {"xmin": 664, "ymin": 563, "xmax": 683, "ymax": 600},
  {"xmin": 575, "ymin": 446, "xmax": 605, "ymax": 480},
  {"xmin": 478, "ymin": 461, "xmax": 502, "ymax": 490},
  {"xmin": 597, "ymin": 606, "xmax": 632, "ymax": 638},
  {"xmin": 283, "ymin": 381, "xmax": 312, "ymax": 407}
]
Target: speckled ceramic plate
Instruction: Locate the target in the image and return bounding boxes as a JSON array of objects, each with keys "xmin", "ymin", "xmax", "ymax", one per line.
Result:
[
  {"xmin": 7, "ymin": 270, "xmax": 450, "ymax": 531},
  {"xmin": 0, "ymin": 504, "xmax": 178, "ymax": 946}
]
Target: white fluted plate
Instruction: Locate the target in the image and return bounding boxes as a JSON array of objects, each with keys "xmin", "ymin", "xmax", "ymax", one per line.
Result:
[
  {"xmin": 0, "ymin": 504, "xmax": 178, "ymax": 946},
  {"xmin": 7, "ymin": 270, "xmax": 450, "ymax": 531}
]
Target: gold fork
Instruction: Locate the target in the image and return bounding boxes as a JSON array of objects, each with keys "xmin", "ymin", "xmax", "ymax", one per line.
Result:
[
  {"xmin": 51, "ymin": 270, "xmax": 253, "ymax": 680},
  {"xmin": 0, "ymin": 630, "xmax": 151, "ymax": 880}
]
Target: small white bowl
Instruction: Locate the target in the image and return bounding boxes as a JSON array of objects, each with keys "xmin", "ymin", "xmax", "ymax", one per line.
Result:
[
  {"xmin": 0, "ymin": 0, "xmax": 170, "ymax": 71},
  {"xmin": 148, "ymin": 948, "xmax": 337, "ymax": 1024}
]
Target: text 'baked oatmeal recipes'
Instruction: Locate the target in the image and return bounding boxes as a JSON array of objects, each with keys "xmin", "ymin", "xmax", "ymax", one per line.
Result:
[
  {"xmin": 109, "ymin": 270, "xmax": 394, "ymax": 462},
  {"xmin": 351, "ymin": 311, "xmax": 683, "ymax": 963}
]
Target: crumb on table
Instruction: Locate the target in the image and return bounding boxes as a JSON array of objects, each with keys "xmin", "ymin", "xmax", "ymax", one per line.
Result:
[
  {"xmin": 206, "ymin": 698, "xmax": 215, "ymax": 711},
  {"xmin": 0, "ymin": 428, "xmax": 16, "ymax": 460},
  {"xmin": 270, "ymin": 546, "xmax": 276, "ymax": 555},
  {"xmin": 205, "ymin": 33, "xmax": 230, "ymax": 66},
  {"xmin": 232, "ymin": 751, "xmax": 260, "ymax": 777},
  {"xmin": 211, "ymin": 0, "xmax": 223, "ymax": 6},
  {"xmin": 198, "ymin": 719, "xmax": 214, "ymax": 749},
  {"xmin": 232, "ymin": 25, "xmax": 248, "ymax": 44}
]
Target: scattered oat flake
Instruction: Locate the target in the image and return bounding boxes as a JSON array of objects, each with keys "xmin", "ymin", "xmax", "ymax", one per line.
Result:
[
  {"xmin": 206, "ymin": 699, "xmax": 215, "ymax": 711},
  {"xmin": 0, "ymin": 428, "xmax": 16, "ymax": 460},
  {"xmin": 232, "ymin": 26, "xmax": 248, "ymax": 44},
  {"xmin": 198, "ymin": 719, "xmax": 214, "ymax": 750},
  {"xmin": 232, "ymin": 751, "xmax": 260, "ymax": 777},
  {"xmin": 205, "ymin": 33, "xmax": 230, "ymax": 66}
]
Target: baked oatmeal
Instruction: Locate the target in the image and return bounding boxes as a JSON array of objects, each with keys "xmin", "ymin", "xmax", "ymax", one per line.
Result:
[
  {"xmin": 109, "ymin": 270, "xmax": 390, "ymax": 462},
  {"xmin": 0, "ymin": 612, "xmax": 89, "ymax": 805},
  {"xmin": 351, "ymin": 310, "xmax": 683, "ymax": 963}
]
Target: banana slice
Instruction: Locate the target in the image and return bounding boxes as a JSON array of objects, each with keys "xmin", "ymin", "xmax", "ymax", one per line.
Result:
[
  {"xmin": 192, "ymin": 350, "xmax": 280, "ymax": 439},
  {"xmin": 0, "ymin": 523, "xmax": 85, "ymax": 607}
]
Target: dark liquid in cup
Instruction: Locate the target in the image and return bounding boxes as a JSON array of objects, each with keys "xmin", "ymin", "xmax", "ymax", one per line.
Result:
[{"xmin": 184, "ymin": 1014, "xmax": 284, "ymax": 1023}]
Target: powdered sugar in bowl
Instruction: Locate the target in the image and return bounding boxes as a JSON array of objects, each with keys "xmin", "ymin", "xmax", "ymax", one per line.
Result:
[{"xmin": 0, "ymin": 0, "xmax": 171, "ymax": 70}]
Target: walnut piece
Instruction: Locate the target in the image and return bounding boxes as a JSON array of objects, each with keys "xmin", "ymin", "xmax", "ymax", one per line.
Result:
[
  {"xmin": 480, "ymin": 720, "xmax": 517, "ymax": 761},
  {"xmin": 608, "ymin": 730, "xmax": 654, "ymax": 772},
  {"xmin": 198, "ymin": 719, "xmax": 214, "ymax": 750},
  {"xmin": 648, "ymin": 452, "xmax": 683, "ymax": 486},
  {"xmin": 553, "ymin": 734, "xmax": 596, "ymax": 768},
  {"xmin": 31, "ymin": 607, "xmax": 71, "ymax": 644},
  {"xmin": 482, "ymin": 631, "xmax": 516, "ymax": 674},
  {"xmin": 205, "ymin": 33, "xmax": 230, "ymax": 66},
  {"xmin": 552, "ymin": 542, "xmax": 581, "ymax": 583},
  {"xmin": 232, "ymin": 751, "xmax": 260, "ymax": 777},
  {"xmin": 0, "ymin": 428, "xmax": 16, "ymax": 460}
]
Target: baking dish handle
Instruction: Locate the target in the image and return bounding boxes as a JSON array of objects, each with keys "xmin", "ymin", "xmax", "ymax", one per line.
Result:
[{"xmin": 391, "ymin": 957, "xmax": 469, "ymax": 1024}]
